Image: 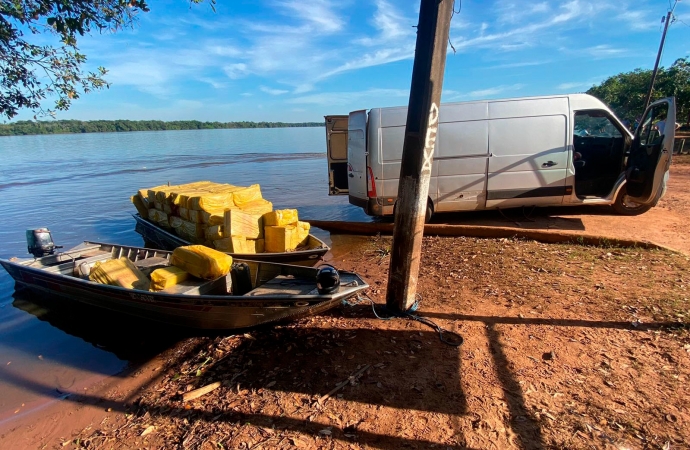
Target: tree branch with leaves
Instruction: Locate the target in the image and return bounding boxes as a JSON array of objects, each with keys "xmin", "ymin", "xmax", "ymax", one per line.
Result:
[{"xmin": 0, "ymin": 0, "xmax": 150, "ymax": 120}]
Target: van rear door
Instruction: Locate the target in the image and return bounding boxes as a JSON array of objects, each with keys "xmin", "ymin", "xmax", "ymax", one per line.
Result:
[
  {"xmin": 624, "ymin": 97, "xmax": 676, "ymax": 205},
  {"xmin": 347, "ymin": 110, "xmax": 369, "ymax": 202},
  {"xmin": 325, "ymin": 115, "xmax": 349, "ymax": 195}
]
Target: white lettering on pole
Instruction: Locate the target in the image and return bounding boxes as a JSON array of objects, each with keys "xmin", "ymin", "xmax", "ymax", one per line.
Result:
[{"xmin": 421, "ymin": 102, "xmax": 439, "ymax": 174}]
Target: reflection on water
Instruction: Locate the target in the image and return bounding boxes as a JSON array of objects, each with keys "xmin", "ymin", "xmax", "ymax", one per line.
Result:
[{"xmin": 0, "ymin": 127, "xmax": 371, "ymax": 423}]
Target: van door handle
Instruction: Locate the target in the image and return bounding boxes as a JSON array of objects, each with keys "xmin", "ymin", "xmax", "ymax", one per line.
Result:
[
  {"xmin": 349, "ymin": 173, "xmax": 354, "ymax": 178},
  {"xmin": 542, "ymin": 161, "xmax": 557, "ymax": 167}
]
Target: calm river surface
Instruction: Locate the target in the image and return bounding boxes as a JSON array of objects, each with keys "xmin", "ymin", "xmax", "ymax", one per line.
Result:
[{"xmin": 0, "ymin": 127, "xmax": 370, "ymax": 424}]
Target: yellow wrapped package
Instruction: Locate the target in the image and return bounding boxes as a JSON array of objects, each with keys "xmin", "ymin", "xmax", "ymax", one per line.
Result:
[
  {"xmin": 264, "ymin": 225, "xmax": 296, "ymax": 253},
  {"xmin": 292, "ymin": 221, "xmax": 311, "ymax": 249},
  {"xmin": 148, "ymin": 208, "xmax": 169, "ymax": 227},
  {"xmin": 131, "ymin": 194, "xmax": 149, "ymax": 218},
  {"xmin": 223, "ymin": 209, "xmax": 262, "ymax": 239},
  {"xmin": 232, "ymin": 184, "xmax": 262, "ymax": 207},
  {"xmin": 147, "ymin": 185, "xmax": 168, "ymax": 204},
  {"xmin": 170, "ymin": 217, "xmax": 205, "ymax": 240},
  {"xmin": 213, "ymin": 236, "xmax": 246, "ymax": 253},
  {"xmin": 205, "ymin": 225, "xmax": 224, "ymax": 240},
  {"xmin": 171, "ymin": 245, "xmax": 233, "ymax": 279},
  {"xmin": 203, "ymin": 211, "xmax": 226, "ymax": 226},
  {"xmin": 265, "ymin": 221, "xmax": 310, "ymax": 252},
  {"xmin": 239, "ymin": 199, "xmax": 273, "ymax": 216},
  {"xmin": 263, "ymin": 209, "xmax": 298, "ymax": 227},
  {"xmin": 150, "ymin": 266, "xmax": 189, "ymax": 291},
  {"xmin": 188, "ymin": 192, "xmax": 236, "ymax": 212},
  {"xmin": 179, "ymin": 207, "xmax": 190, "ymax": 220},
  {"xmin": 89, "ymin": 257, "xmax": 150, "ymax": 290},
  {"xmin": 254, "ymin": 239, "xmax": 265, "ymax": 253}
]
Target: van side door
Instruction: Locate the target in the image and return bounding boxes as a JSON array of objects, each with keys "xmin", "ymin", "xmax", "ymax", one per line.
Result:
[
  {"xmin": 435, "ymin": 102, "xmax": 489, "ymax": 212},
  {"xmin": 625, "ymin": 97, "xmax": 676, "ymax": 205},
  {"xmin": 325, "ymin": 115, "xmax": 349, "ymax": 195},
  {"xmin": 485, "ymin": 98, "xmax": 570, "ymax": 208}
]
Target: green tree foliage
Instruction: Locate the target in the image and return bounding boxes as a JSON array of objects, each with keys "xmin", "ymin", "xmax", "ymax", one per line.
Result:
[
  {"xmin": 0, "ymin": 119, "xmax": 325, "ymax": 136},
  {"xmin": 0, "ymin": 0, "xmax": 150, "ymax": 120},
  {"xmin": 587, "ymin": 57, "xmax": 690, "ymax": 125}
]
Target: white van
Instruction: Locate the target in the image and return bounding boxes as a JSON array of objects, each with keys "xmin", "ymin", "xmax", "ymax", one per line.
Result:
[{"xmin": 325, "ymin": 94, "xmax": 676, "ymax": 221}]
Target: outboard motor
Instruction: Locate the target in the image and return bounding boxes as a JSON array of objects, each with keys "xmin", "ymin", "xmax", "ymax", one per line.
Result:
[
  {"xmin": 26, "ymin": 228, "xmax": 61, "ymax": 258},
  {"xmin": 316, "ymin": 265, "xmax": 340, "ymax": 295}
]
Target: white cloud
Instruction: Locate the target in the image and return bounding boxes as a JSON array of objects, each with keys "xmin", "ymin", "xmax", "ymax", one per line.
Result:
[
  {"xmin": 260, "ymin": 86, "xmax": 289, "ymax": 95},
  {"xmin": 616, "ymin": 10, "xmax": 658, "ymax": 31},
  {"xmin": 223, "ymin": 63, "xmax": 250, "ymax": 79},
  {"xmin": 277, "ymin": 0, "xmax": 344, "ymax": 33},
  {"xmin": 199, "ymin": 78, "xmax": 229, "ymax": 89},
  {"xmin": 585, "ymin": 44, "xmax": 628, "ymax": 58},
  {"xmin": 288, "ymin": 88, "xmax": 409, "ymax": 106},
  {"xmin": 107, "ymin": 60, "xmax": 174, "ymax": 96},
  {"xmin": 357, "ymin": 0, "xmax": 410, "ymax": 46},
  {"xmin": 556, "ymin": 81, "xmax": 591, "ymax": 90},
  {"xmin": 486, "ymin": 60, "xmax": 551, "ymax": 69},
  {"xmin": 467, "ymin": 83, "xmax": 525, "ymax": 98}
]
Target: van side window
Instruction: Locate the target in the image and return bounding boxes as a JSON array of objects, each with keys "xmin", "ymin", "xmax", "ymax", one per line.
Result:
[{"xmin": 574, "ymin": 114, "xmax": 622, "ymax": 138}]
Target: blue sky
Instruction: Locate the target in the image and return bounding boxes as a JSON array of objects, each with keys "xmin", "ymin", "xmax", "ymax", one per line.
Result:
[{"xmin": 16, "ymin": 0, "xmax": 690, "ymax": 122}]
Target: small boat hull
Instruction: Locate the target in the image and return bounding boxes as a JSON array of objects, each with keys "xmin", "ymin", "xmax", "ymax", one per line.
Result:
[
  {"xmin": 0, "ymin": 242, "xmax": 367, "ymax": 331},
  {"xmin": 133, "ymin": 214, "xmax": 329, "ymax": 266}
]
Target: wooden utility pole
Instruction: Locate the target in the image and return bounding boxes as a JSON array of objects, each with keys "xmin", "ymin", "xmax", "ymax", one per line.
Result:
[
  {"xmin": 644, "ymin": 10, "xmax": 673, "ymax": 110},
  {"xmin": 385, "ymin": 0, "xmax": 454, "ymax": 312}
]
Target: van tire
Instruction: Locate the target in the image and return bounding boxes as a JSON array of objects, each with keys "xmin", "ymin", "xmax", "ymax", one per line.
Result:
[
  {"xmin": 392, "ymin": 200, "xmax": 434, "ymax": 223},
  {"xmin": 612, "ymin": 185, "xmax": 652, "ymax": 216}
]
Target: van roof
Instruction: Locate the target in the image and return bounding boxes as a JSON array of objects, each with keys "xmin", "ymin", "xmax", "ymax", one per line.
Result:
[{"xmin": 374, "ymin": 93, "xmax": 608, "ymax": 113}]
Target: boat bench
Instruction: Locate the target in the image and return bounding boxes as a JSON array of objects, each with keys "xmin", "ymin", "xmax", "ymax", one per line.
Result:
[
  {"xmin": 160, "ymin": 274, "xmax": 231, "ymax": 296},
  {"xmin": 42, "ymin": 251, "xmax": 113, "ymax": 276},
  {"xmin": 246, "ymin": 275, "xmax": 318, "ymax": 296}
]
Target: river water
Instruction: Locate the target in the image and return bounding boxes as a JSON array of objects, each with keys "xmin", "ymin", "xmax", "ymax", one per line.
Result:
[{"xmin": 0, "ymin": 127, "xmax": 371, "ymax": 425}]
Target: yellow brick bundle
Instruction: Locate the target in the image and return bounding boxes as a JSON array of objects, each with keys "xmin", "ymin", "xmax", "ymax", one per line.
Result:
[
  {"xmin": 149, "ymin": 266, "xmax": 189, "ymax": 291},
  {"xmin": 132, "ymin": 182, "xmax": 309, "ymax": 254},
  {"xmin": 264, "ymin": 220, "xmax": 310, "ymax": 253},
  {"xmin": 171, "ymin": 245, "xmax": 233, "ymax": 279},
  {"xmin": 89, "ymin": 257, "xmax": 150, "ymax": 290}
]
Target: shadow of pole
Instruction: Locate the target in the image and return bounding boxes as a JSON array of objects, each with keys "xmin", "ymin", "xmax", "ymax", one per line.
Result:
[{"xmin": 486, "ymin": 323, "xmax": 544, "ymax": 450}]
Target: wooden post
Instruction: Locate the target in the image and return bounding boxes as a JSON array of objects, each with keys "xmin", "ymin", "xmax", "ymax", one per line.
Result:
[
  {"xmin": 385, "ymin": 0, "xmax": 454, "ymax": 312},
  {"xmin": 643, "ymin": 11, "xmax": 672, "ymax": 111}
]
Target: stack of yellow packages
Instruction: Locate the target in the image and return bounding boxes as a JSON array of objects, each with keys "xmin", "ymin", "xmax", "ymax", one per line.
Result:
[
  {"xmin": 263, "ymin": 209, "xmax": 311, "ymax": 253},
  {"xmin": 131, "ymin": 181, "xmax": 309, "ymax": 254}
]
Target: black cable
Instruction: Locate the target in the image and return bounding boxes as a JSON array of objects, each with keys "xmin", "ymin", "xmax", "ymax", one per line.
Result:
[{"xmin": 348, "ymin": 295, "xmax": 464, "ymax": 347}]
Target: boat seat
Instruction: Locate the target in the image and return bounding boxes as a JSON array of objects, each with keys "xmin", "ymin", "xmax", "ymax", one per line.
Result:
[
  {"xmin": 161, "ymin": 274, "xmax": 231, "ymax": 296},
  {"xmin": 73, "ymin": 253, "xmax": 115, "ymax": 278},
  {"xmin": 132, "ymin": 257, "xmax": 170, "ymax": 276},
  {"xmin": 245, "ymin": 275, "xmax": 318, "ymax": 296}
]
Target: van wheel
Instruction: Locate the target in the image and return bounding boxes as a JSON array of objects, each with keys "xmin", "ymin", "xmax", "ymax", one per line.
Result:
[
  {"xmin": 612, "ymin": 185, "xmax": 652, "ymax": 216},
  {"xmin": 425, "ymin": 202, "xmax": 433, "ymax": 223},
  {"xmin": 392, "ymin": 201, "xmax": 434, "ymax": 223}
]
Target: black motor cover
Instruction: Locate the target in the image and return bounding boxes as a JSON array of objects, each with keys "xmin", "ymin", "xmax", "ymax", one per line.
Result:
[{"xmin": 231, "ymin": 263, "xmax": 253, "ymax": 296}]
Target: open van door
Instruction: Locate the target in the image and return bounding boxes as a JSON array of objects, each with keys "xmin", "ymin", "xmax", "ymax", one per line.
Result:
[
  {"xmin": 325, "ymin": 115, "xmax": 349, "ymax": 195},
  {"xmin": 624, "ymin": 97, "xmax": 676, "ymax": 205}
]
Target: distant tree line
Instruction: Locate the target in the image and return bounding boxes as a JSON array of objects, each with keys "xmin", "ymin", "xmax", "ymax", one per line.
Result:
[
  {"xmin": 587, "ymin": 57, "xmax": 689, "ymax": 127},
  {"xmin": 0, "ymin": 120, "xmax": 325, "ymax": 136}
]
